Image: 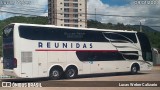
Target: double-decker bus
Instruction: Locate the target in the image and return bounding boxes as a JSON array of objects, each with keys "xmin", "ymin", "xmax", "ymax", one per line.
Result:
[{"xmin": 2, "ymin": 23, "xmax": 153, "ymax": 80}]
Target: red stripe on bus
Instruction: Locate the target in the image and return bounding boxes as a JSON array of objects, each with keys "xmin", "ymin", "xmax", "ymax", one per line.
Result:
[{"xmin": 35, "ymin": 49, "xmax": 118, "ymax": 52}]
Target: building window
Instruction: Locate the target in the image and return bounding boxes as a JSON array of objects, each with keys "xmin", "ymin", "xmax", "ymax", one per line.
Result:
[
  {"xmin": 61, "ymin": 24, "xmax": 63, "ymax": 26},
  {"xmin": 64, "ymin": 0, "xmax": 69, "ymax": 1},
  {"xmin": 60, "ymin": 8, "xmax": 63, "ymax": 10},
  {"xmin": 73, "ymin": 3, "xmax": 78, "ymax": 7},
  {"xmin": 64, "ymin": 24, "xmax": 70, "ymax": 27},
  {"xmin": 80, "ymin": 14, "xmax": 82, "ymax": 16},
  {"xmin": 64, "ymin": 3, "xmax": 69, "ymax": 7},
  {"xmin": 74, "ymin": 25, "xmax": 78, "ymax": 27},
  {"xmin": 73, "ymin": 9, "xmax": 78, "ymax": 12},
  {"xmin": 64, "ymin": 14, "xmax": 69, "ymax": 17},
  {"xmin": 73, "ymin": 19, "xmax": 78, "ymax": 23},
  {"xmin": 73, "ymin": 0, "xmax": 78, "ymax": 2},
  {"xmin": 60, "ymin": 2, "xmax": 63, "ymax": 4},
  {"xmin": 64, "ymin": 8, "xmax": 69, "ymax": 12},
  {"xmin": 73, "ymin": 14, "xmax": 78, "ymax": 18},
  {"xmin": 80, "ymin": 25, "xmax": 82, "ymax": 27},
  {"xmin": 79, "ymin": 9, "xmax": 82, "ymax": 11},
  {"xmin": 64, "ymin": 19, "xmax": 70, "ymax": 23}
]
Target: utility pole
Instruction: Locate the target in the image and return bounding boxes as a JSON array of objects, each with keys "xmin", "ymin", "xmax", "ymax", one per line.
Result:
[
  {"xmin": 95, "ymin": 8, "xmax": 96, "ymax": 21},
  {"xmin": 140, "ymin": 21, "xmax": 142, "ymax": 32}
]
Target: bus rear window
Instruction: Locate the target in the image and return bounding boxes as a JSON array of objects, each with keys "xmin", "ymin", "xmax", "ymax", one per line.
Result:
[
  {"xmin": 3, "ymin": 24, "xmax": 14, "ymax": 38},
  {"xmin": 3, "ymin": 24, "xmax": 15, "ymax": 69}
]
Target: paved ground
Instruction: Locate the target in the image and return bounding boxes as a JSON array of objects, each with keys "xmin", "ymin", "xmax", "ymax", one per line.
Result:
[{"xmin": 0, "ymin": 66, "xmax": 160, "ymax": 90}]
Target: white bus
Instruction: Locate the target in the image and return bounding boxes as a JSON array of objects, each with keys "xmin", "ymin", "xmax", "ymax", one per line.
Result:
[{"xmin": 3, "ymin": 23, "xmax": 153, "ymax": 80}]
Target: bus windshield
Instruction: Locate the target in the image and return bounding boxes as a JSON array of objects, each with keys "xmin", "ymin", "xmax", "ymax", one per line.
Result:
[
  {"xmin": 3, "ymin": 24, "xmax": 16, "ymax": 69},
  {"xmin": 137, "ymin": 32, "xmax": 152, "ymax": 62}
]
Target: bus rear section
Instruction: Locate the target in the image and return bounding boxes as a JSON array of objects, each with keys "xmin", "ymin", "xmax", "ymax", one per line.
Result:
[{"xmin": 2, "ymin": 24, "xmax": 18, "ymax": 77}]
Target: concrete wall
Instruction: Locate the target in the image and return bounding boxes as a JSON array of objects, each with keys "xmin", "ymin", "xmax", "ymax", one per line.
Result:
[
  {"xmin": 153, "ymin": 49, "xmax": 160, "ymax": 66},
  {"xmin": 154, "ymin": 54, "xmax": 160, "ymax": 65},
  {"xmin": 0, "ymin": 62, "xmax": 3, "ymax": 75}
]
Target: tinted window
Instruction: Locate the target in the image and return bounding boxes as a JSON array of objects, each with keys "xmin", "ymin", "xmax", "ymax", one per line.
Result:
[
  {"xmin": 19, "ymin": 25, "xmax": 137, "ymax": 43},
  {"xmin": 121, "ymin": 51, "xmax": 139, "ymax": 60},
  {"xmin": 76, "ymin": 51, "xmax": 124, "ymax": 61},
  {"xmin": 19, "ymin": 26, "xmax": 108, "ymax": 42},
  {"xmin": 76, "ymin": 51, "xmax": 139, "ymax": 61},
  {"xmin": 3, "ymin": 24, "xmax": 14, "ymax": 39},
  {"xmin": 137, "ymin": 32, "xmax": 152, "ymax": 61},
  {"xmin": 3, "ymin": 24, "xmax": 15, "ymax": 69},
  {"xmin": 103, "ymin": 32, "xmax": 137, "ymax": 43}
]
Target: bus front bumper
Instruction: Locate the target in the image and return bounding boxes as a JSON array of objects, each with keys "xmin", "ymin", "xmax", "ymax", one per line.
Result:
[
  {"xmin": 140, "ymin": 61, "xmax": 153, "ymax": 71},
  {"xmin": 3, "ymin": 69, "xmax": 18, "ymax": 78}
]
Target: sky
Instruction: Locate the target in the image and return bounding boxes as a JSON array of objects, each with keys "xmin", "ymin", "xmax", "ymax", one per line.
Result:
[{"xmin": 0, "ymin": 0, "xmax": 160, "ymax": 31}]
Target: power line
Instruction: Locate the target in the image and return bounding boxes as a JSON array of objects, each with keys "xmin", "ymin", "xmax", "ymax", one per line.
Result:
[
  {"xmin": 0, "ymin": 10, "xmax": 41, "ymax": 17},
  {"xmin": 1, "ymin": 9, "xmax": 160, "ymax": 28},
  {"xmin": 1, "ymin": 10, "xmax": 160, "ymax": 28},
  {"xmin": 0, "ymin": 7, "xmax": 47, "ymax": 13},
  {"xmin": 1, "ymin": 7, "xmax": 160, "ymax": 19},
  {"xmin": 1, "ymin": 9, "xmax": 160, "ymax": 20},
  {"xmin": 0, "ymin": 10, "xmax": 87, "ymax": 21},
  {"xmin": 86, "ymin": 13, "xmax": 160, "ymax": 19},
  {"xmin": 1, "ymin": 8, "xmax": 47, "ymax": 13},
  {"xmin": 0, "ymin": 5, "xmax": 47, "ymax": 11},
  {"xmin": 54, "ymin": 12, "xmax": 160, "ymax": 19},
  {"xmin": 0, "ymin": 4, "xmax": 47, "ymax": 7}
]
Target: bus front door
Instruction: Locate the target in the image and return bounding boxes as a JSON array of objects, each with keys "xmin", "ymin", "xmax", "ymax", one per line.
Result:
[{"xmin": 82, "ymin": 61, "xmax": 91, "ymax": 74}]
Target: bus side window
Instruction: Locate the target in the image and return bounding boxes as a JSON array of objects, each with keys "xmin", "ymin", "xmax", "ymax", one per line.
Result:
[{"xmin": 88, "ymin": 53, "xmax": 97, "ymax": 61}]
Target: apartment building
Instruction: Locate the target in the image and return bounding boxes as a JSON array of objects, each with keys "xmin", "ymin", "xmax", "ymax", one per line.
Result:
[{"xmin": 48, "ymin": 0, "xmax": 87, "ymax": 28}]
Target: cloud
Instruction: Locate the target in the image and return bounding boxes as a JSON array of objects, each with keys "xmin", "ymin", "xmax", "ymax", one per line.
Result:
[
  {"xmin": 87, "ymin": 0, "xmax": 160, "ymax": 31},
  {"xmin": 0, "ymin": 0, "xmax": 48, "ymax": 20}
]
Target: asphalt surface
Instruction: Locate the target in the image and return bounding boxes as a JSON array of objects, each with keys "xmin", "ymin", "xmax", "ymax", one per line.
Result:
[{"xmin": 0, "ymin": 66, "xmax": 160, "ymax": 90}]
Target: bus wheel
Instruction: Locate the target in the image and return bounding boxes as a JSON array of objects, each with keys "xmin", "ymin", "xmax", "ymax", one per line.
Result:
[
  {"xmin": 49, "ymin": 67, "xmax": 63, "ymax": 80},
  {"xmin": 65, "ymin": 67, "xmax": 78, "ymax": 79},
  {"xmin": 131, "ymin": 64, "xmax": 138, "ymax": 74}
]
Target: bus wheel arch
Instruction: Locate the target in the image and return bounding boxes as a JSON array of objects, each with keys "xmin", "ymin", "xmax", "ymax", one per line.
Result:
[
  {"xmin": 64, "ymin": 65, "xmax": 78, "ymax": 79},
  {"xmin": 130, "ymin": 63, "xmax": 140, "ymax": 74},
  {"xmin": 49, "ymin": 65, "xmax": 63, "ymax": 80}
]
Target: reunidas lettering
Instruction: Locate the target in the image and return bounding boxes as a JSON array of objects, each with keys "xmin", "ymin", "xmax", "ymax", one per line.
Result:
[{"xmin": 38, "ymin": 42, "xmax": 93, "ymax": 49}]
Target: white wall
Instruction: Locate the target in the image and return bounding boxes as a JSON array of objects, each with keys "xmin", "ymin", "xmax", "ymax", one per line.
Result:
[
  {"xmin": 152, "ymin": 49, "xmax": 160, "ymax": 65},
  {"xmin": 0, "ymin": 62, "xmax": 3, "ymax": 75}
]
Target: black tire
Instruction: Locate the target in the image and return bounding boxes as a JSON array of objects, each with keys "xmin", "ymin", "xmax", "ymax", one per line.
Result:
[
  {"xmin": 49, "ymin": 67, "xmax": 63, "ymax": 80},
  {"xmin": 65, "ymin": 67, "xmax": 78, "ymax": 79},
  {"xmin": 131, "ymin": 65, "xmax": 138, "ymax": 74}
]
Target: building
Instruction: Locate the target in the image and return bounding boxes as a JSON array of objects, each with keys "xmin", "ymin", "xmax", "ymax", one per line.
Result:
[{"xmin": 48, "ymin": 0, "xmax": 87, "ymax": 28}]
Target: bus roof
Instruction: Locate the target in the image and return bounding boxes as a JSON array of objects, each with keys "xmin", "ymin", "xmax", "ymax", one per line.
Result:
[{"xmin": 12, "ymin": 23, "xmax": 137, "ymax": 33}]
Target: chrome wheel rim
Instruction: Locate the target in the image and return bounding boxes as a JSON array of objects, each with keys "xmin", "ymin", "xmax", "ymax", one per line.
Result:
[
  {"xmin": 68, "ymin": 69, "xmax": 75, "ymax": 77},
  {"xmin": 132, "ymin": 67, "xmax": 137, "ymax": 73},
  {"xmin": 52, "ymin": 70, "xmax": 59, "ymax": 77}
]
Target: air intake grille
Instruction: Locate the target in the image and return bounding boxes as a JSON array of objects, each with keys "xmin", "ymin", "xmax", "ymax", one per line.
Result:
[{"xmin": 21, "ymin": 52, "xmax": 32, "ymax": 63}]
